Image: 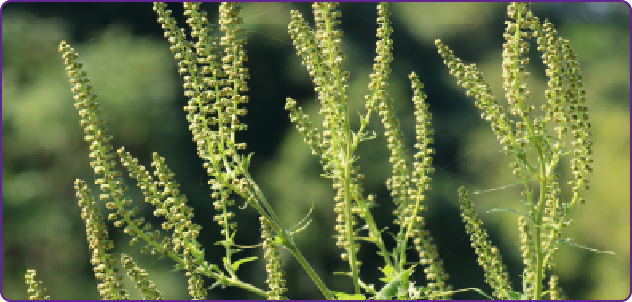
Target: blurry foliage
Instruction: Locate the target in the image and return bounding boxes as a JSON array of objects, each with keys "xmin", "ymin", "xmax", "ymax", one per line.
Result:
[{"xmin": 2, "ymin": 2, "xmax": 629, "ymax": 300}]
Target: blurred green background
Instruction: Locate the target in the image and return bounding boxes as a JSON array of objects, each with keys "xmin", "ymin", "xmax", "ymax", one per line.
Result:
[{"xmin": 2, "ymin": 2, "xmax": 629, "ymax": 300}]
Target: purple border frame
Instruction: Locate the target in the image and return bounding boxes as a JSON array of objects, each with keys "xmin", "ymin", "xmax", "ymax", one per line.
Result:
[{"xmin": 0, "ymin": 0, "xmax": 632, "ymax": 301}]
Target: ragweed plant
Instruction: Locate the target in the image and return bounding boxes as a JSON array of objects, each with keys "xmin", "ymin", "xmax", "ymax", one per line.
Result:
[
  {"xmin": 284, "ymin": 2, "xmax": 449, "ymax": 299},
  {"xmin": 436, "ymin": 2, "xmax": 614, "ymax": 300},
  {"xmin": 24, "ymin": 1, "xmax": 614, "ymax": 300}
]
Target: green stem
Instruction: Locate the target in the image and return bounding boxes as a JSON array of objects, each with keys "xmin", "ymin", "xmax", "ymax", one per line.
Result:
[
  {"xmin": 240, "ymin": 171, "xmax": 331, "ymax": 299},
  {"xmin": 198, "ymin": 265, "xmax": 267, "ymax": 298},
  {"xmin": 283, "ymin": 236, "xmax": 334, "ymax": 300},
  {"xmin": 321, "ymin": 3, "xmax": 360, "ymax": 294},
  {"xmin": 357, "ymin": 199, "xmax": 394, "ymax": 270},
  {"xmin": 534, "ymin": 153, "xmax": 547, "ymax": 300}
]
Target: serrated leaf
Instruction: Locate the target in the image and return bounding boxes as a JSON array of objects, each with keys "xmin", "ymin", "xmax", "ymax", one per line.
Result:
[
  {"xmin": 376, "ymin": 265, "xmax": 416, "ymax": 300},
  {"xmin": 378, "ymin": 264, "xmax": 395, "ymax": 283}
]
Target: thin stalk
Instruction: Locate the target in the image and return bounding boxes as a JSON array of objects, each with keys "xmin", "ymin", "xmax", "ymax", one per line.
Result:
[
  {"xmin": 534, "ymin": 153, "xmax": 547, "ymax": 300},
  {"xmin": 322, "ymin": 4, "xmax": 360, "ymax": 294},
  {"xmin": 284, "ymin": 239, "xmax": 334, "ymax": 300},
  {"xmin": 241, "ymin": 171, "xmax": 331, "ymax": 299}
]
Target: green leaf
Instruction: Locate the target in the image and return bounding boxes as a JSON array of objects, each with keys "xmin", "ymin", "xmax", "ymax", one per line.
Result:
[
  {"xmin": 376, "ymin": 265, "xmax": 416, "ymax": 300},
  {"xmin": 207, "ymin": 275, "xmax": 229, "ymax": 291},
  {"xmin": 378, "ymin": 264, "xmax": 395, "ymax": 283},
  {"xmin": 222, "ymin": 256, "xmax": 230, "ymax": 273},
  {"xmin": 507, "ymin": 291, "xmax": 523, "ymax": 299},
  {"xmin": 242, "ymin": 153, "xmax": 252, "ymax": 170},
  {"xmin": 398, "ymin": 266, "xmax": 411, "ymax": 299},
  {"xmin": 486, "ymin": 207, "xmax": 532, "ymax": 219},
  {"xmin": 170, "ymin": 262, "xmax": 185, "ymax": 273},
  {"xmin": 209, "ymin": 264, "xmax": 221, "ymax": 274},
  {"xmin": 357, "ymin": 278, "xmax": 376, "ymax": 295},
  {"xmin": 330, "ymin": 291, "xmax": 366, "ymax": 300},
  {"xmin": 470, "ymin": 288, "xmax": 495, "ymax": 300},
  {"xmin": 557, "ymin": 238, "xmax": 616, "ymax": 254},
  {"xmin": 231, "ymin": 256, "xmax": 258, "ymax": 272}
]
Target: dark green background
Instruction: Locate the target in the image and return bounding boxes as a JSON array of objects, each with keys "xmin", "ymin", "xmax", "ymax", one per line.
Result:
[{"xmin": 2, "ymin": 2, "xmax": 629, "ymax": 300}]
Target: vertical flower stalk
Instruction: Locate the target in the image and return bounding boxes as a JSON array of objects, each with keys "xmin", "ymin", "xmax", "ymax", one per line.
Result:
[
  {"xmin": 75, "ymin": 180, "xmax": 129, "ymax": 300},
  {"xmin": 407, "ymin": 73, "xmax": 450, "ymax": 299},
  {"xmin": 548, "ymin": 274, "xmax": 562, "ymax": 300},
  {"xmin": 518, "ymin": 215, "xmax": 536, "ymax": 298},
  {"xmin": 59, "ymin": 40, "xmax": 132, "ymax": 299},
  {"xmin": 260, "ymin": 216, "xmax": 287, "ymax": 299},
  {"xmin": 287, "ymin": 2, "xmax": 363, "ymax": 293},
  {"xmin": 361, "ymin": 3, "xmax": 398, "ymax": 274},
  {"xmin": 24, "ymin": 270, "xmax": 50, "ymax": 300},
  {"xmin": 458, "ymin": 187, "xmax": 512, "ymax": 298},
  {"xmin": 121, "ymin": 254, "xmax": 164, "ymax": 300},
  {"xmin": 365, "ymin": 4, "xmax": 449, "ymax": 298}
]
